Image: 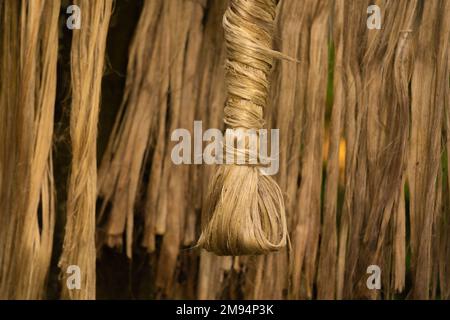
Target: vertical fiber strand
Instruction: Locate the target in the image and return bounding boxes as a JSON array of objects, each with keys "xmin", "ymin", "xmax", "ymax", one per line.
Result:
[
  {"xmin": 408, "ymin": 0, "xmax": 449, "ymax": 299},
  {"xmin": 290, "ymin": 0, "xmax": 329, "ymax": 299},
  {"xmin": 98, "ymin": 0, "xmax": 163, "ymax": 256},
  {"xmin": 59, "ymin": 0, "xmax": 112, "ymax": 300},
  {"xmin": 317, "ymin": 0, "xmax": 344, "ymax": 300},
  {"xmin": 0, "ymin": 0, "xmax": 59, "ymax": 299}
]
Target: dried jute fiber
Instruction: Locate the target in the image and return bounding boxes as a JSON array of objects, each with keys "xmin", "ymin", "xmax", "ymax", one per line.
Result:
[
  {"xmin": 197, "ymin": 0, "xmax": 288, "ymax": 256},
  {"xmin": 58, "ymin": 0, "xmax": 112, "ymax": 299}
]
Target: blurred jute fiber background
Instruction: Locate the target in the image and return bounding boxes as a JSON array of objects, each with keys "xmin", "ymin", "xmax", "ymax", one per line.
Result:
[{"xmin": 0, "ymin": 0, "xmax": 449, "ymax": 300}]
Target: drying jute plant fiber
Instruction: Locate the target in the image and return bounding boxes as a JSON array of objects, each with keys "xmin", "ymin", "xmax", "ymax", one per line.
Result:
[{"xmin": 0, "ymin": 0, "xmax": 449, "ymax": 301}]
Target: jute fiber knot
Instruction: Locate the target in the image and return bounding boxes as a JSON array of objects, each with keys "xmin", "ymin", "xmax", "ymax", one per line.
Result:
[{"xmin": 197, "ymin": 0, "xmax": 288, "ymax": 256}]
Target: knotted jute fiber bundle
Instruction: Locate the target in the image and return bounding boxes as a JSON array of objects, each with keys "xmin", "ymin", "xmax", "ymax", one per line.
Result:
[{"xmin": 197, "ymin": 0, "xmax": 287, "ymax": 256}]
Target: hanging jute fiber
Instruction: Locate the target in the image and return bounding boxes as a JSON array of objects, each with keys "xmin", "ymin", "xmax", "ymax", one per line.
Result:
[
  {"xmin": 58, "ymin": 0, "xmax": 112, "ymax": 300},
  {"xmin": 0, "ymin": 0, "xmax": 59, "ymax": 299},
  {"xmin": 0, "ymin": 0, "xmax": 449, "ymax": 300},
  {"xmin": 196, "ymin": 0, "xmax": 288, "ymax": 256}
]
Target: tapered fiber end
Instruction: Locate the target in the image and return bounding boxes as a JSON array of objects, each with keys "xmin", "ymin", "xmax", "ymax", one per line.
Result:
[{"xmin": 197, "ymin": 165, "xmax": 287, "ymax": 256}]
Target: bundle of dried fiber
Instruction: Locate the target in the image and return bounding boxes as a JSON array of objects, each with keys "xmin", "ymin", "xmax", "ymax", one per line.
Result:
[
  {"xmin": 387, "ymin": 1, "xmax": 421, "ymax": 296},
  {"xmin": 336, "ymin": 0, "xmax": 369, "ymax": 300},
  {"xmin": 408, "ymin": 0, "xmax": 450, "ymax": 299},
  {"xmin": 356, "ymin": 0, "xmax": 418, "ymax": 299},
  {"xmin": 59, "ymin": 0, "xmax": 112, "ymax": 300},
  {"xmin": 317, "ymin": 0, "xmax": 345, "ymax": 300},
  {"xmin": 197, "ymin": 0, "xmax": 288, "ymax": 256},
  {"xmin": 289, "ymin": 0, "xmax": 329, "ymax": 299},
  {"xmin": 97, "ymin": 1, "xmax": 204, "ymax": 273},
  {"xmin": 337, "ymin": 0, "xmax": 419, "ymax": 299},
  {"xmin": 98, "ymin": 0, "xmax": 163, "ymax": 257},
  {"xmin": 153, "ymin": 0, "xmax": 204, "ymax": 298},
  {"xmin": 98, "ymin": 0, "xmax": 206, "ymax": 297},
  {"xmin": 0, "ymin": 0, "xmax": 59, "ymax": 299}
]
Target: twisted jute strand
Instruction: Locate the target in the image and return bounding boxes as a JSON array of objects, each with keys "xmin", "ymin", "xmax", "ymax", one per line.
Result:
[{"xmin": 197, "ymin": 0, "xmax": 288, "ymax": 256}]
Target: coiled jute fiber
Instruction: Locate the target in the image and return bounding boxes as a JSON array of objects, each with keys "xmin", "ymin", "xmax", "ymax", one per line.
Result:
[{"xmin": 197, "ymin": 0, "xmax": 288, "ymax": 256}]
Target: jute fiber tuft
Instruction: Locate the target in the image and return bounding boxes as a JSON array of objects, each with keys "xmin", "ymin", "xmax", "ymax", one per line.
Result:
[{"xmin": 197, "ymin": 0, "xmax": 288, "ymax": 256}]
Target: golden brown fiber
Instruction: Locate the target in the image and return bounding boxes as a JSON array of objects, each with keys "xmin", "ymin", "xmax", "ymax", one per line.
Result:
[
  {"xmin": 58, "ymin": 0, "xmax": 112, "ymax": 300},
  {"xmin": 0, "ymin": 0, "xmax": 59, "ymax": 299},
  {"xmin": 197, "ymin": 0, "xmax": 288, "ymax": 256}
]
